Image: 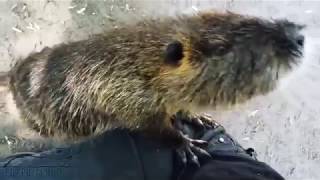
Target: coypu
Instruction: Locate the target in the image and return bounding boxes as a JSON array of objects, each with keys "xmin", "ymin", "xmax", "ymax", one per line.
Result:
[{"xmin": 8, "ymin": 11, "xmax": 304, "ymax": 162}]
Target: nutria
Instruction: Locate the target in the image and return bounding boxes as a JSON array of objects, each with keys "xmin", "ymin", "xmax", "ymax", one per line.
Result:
[{"xmin": 8, "ymin": 11, "xmax": 305, "ymax": 162}]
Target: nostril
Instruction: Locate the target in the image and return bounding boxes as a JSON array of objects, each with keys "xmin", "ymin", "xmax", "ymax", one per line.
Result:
[{"xmin": 296, "ymin": 35, "xmax": 304, "ymax": 47}]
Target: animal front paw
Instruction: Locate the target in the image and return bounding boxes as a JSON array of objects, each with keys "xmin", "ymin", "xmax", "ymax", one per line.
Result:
[
  {"xmin": 172, "ymin": 111, "xmax": 219, "ymax": 137},
  {"xmin": 175, "ymin": 134, "xmax": 211, "ymax": 167}
]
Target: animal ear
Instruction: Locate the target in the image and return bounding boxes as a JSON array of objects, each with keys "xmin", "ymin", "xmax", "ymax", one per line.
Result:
[{"xmin": 164, "ymin": 40, "xmax": 184, "ymax": 65}]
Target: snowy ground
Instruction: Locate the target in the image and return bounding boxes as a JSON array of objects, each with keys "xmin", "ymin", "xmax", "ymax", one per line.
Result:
[{"xmin": 0, "ymin": 0, "xmax": 319, "ymax": 179}]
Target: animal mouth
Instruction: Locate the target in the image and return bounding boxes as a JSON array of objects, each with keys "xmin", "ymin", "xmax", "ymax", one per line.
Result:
[
  {"xmin": 276, "ymin": 40, "xmax": 304, "ymax": 70},
  {"xmin": 288, "ymin": 44, "xmax": 304, "ymax": 58},
  {"xmin": 280, "ymin": 33, "xmax": 305, "ymax": 61},
  {"xmin": 288, "ymin": 47, "xmax": 304, "ymax": 67}
]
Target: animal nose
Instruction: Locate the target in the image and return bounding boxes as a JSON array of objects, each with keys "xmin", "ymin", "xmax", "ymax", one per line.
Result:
[{"xmin": 295, "ymin": 34, "xmax": 304, "ymax": 47}]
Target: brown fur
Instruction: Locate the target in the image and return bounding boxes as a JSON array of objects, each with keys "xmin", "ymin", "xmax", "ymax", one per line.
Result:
[{"xmin": 8, "ymin": 12, "xmax": 304, "ymax": 145}]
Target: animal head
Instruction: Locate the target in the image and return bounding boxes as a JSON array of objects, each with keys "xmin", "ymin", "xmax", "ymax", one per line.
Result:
[{"xmin": 156, "ymin": 12, "xmax": 304, "ymax": 111}]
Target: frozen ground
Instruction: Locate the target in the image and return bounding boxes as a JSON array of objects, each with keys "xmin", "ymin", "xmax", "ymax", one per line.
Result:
[{"xmin": 0, "ymin": 0, "xmax": 319, "ymax": 179}]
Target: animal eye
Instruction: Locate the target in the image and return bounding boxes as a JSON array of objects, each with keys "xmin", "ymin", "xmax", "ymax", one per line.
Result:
[
  {"xmin": 216, "ymin": 46, "xmax": 228, "ymax": 55},
  {"xmin": 200, "ymin": 39, "xmax": 231, "ymax": 56},
  {"xmin": 164, "ymin": 41, "xmax": 184, "ymax": 65}
]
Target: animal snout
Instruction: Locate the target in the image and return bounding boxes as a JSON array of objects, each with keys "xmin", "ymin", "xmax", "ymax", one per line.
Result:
[{"xmin": 277, "ymin": 20, "xmax": 305, "ymax": 50}]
